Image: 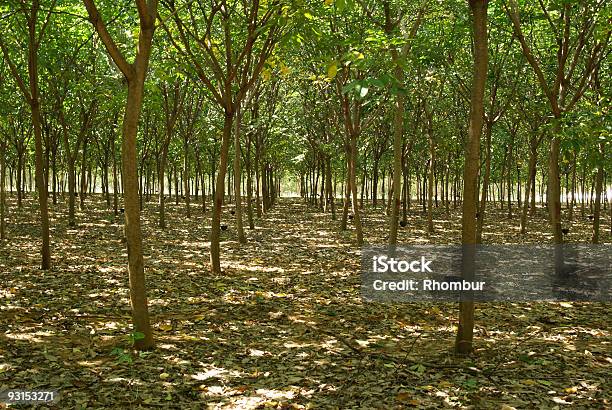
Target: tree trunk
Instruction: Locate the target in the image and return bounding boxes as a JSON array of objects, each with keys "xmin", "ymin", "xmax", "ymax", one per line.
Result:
[
  {"xmin": 549, "ymin": 121, "xmax": 563, "ymax": 274},
  {"xmin": 158, "ymin": 147, "xmax": 169, "ymax": 228},
  {"xmin": 121, "ymin": 79, "xmax": 154, "ymax": 350},
  {"xmin": 476, "ymin": 121, "xmax": 492, "ymax": 242},
  {"xmin": 349, "ymin": 134, "xmax": 363, "ymax": 245},
  {"xmin": 0, "ymin": 140, "xmax": 5, "ymax": 241},
  {"xmin": 520, "ymin": 137, "xmax": 537, "ymax": 234},
  {"xmin": 341, "ymin": 156, "xmax": 350, "ymax": 230},
  {"xmin": 27, "ymin": 14, "xmax": 51, "ymax": 269},
  {"xmin": 255, "ymin": 140, "xmax": 262, "ymax": 218},
  {"xmin": 456, "ymin": 0, "xmax": 488, "ymax": 355},
  {"xmin": 592, "ymin": 143, "xmax": 604, "ymax": 243},
  {"xmin": 326, "ymin": 155, "xmax": 335, "ymax": 220},
  {"xmin": 372, "ymin": 159, "xmax": 379, "ymax": 208},
  {"xmin": 389, "ymin": 67, "xmax": 404, "ymax": 245},
  {"xmin": 233, "ymin": 107, "xmax": 246, "ymax": 243},
  {"xmin": 210, "ymin": 112, "xmax": 233, "ymax": 273},
  {"xmin": 82, "ymin": 0, "xmax": 158, "ymax": 350},
  {"xmin": 507, "ymin": 134, "xmax": 514, "ymax": 218},
  {"xmin": 51, "ymin": 150, "xmax": 57, "ymax": 205},
  {"xmin": 80, "ymin": 137, "xmax": 88, "ymax": 210},
  {"xmin": 427, "ymin": 123, "xmax": 435, "ymax": 234},
  {"xmin": 184, "ymin": 136, "xmax": 191, "ymax": 218},
  {"xmin": 245, "ymin": 132, "xmax": 254, "ymax": 229},
  {"xmin": 569, "ymin": 150, "xmax": 577, "ymax": 221},
  {"xmin": 112, "ymin": 134, "xmax": 118, "ymax": 216}
]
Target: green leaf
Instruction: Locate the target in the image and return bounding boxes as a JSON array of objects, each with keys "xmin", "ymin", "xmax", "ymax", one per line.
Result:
[{"xmin": 327, "ymin": 62, "xmax": 338, "ymax": 79}]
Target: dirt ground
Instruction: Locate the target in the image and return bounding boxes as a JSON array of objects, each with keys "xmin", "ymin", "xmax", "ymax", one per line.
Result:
[{"xmin": 0, "ymin": 194, "xmax": 610, "ymax": 408}]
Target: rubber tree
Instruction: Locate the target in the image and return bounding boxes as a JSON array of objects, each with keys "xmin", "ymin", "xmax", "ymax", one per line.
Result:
[
  {"xmin": 456, "ymin": 0, "xmax": 488, "ymax": 355},
  {"xmin": 355, "ymin": 1, "xmax": 424, "ymax": 245},
  {"xmin": 386, "ymin": 7, "xmax": 423, "ymax": 244},
  {"xmin": 505, "ymin": 0, "xmax": 611, "ymax": 274},
  {"xmin": 158, "ymin": 80, "xmax": 185, "ymax": 229},
  {"xmin": 0, "ymin": 0, "xmax": 56, "ymax": 269},
  {"xmin": 0, "ymin": 132, "xmax": 6, "ymax": 242},
  {"xmin": 82, "ymin": 0, "xmax": 159, "ymax": 350},
  {"xmin": 57, "ymin": 90, "xmax": 97, "ymax": 227},
  {"xmin": 160, "ymin": 0, "xmax": 289, "ymax": 273},
  {"xmin": 0, "ymin": 68, "xmax": 7, "ymax": 242}
]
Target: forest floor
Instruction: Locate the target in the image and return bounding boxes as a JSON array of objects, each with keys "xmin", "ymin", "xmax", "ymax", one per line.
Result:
[{"xmin": 0, "ymin": 195, "xmax": 610, "ymax": 409}]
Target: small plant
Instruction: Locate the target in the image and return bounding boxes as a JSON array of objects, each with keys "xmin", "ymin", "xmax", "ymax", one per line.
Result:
[{"xmin": 111, "ymin": 331, "xmax": 146, "ymax": 364}]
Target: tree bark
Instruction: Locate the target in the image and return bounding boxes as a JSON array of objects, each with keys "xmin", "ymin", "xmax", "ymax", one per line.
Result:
[
  {"xmin": 349, "ymin": 134, "xmax": 363, "ymax": 245},
  {"xmin": 0, "ymin": 139, "xmax": 6, "ymax": 241},
  {"xmin": 476, "ymin": 121, "xmax": 492, "ymax": 242},
  {"xmin": 456, "ymin": 0, "xmax": 488, "ymax": 355},
  {"xmin": 592, "ymin": 143, "xmax": 604, "ymax": 243},
  {"xmin": 520, "ymin": 136, "xmax": 538, "ymax": 233},
  {"xmin": 548, "ymin": 121, "xmax": 563, "ymax": 274},
  {"xmin": 82, "ymin": 0, "xmax": 158, "ymax": 350},
  {"xmin": 184, "ymin": 134, "xmax": 191, "ymax": 218},
  {"xmin": 80, "ymin": 136, "xmax": 88, "ymax": 210},
  {"xmin": 389, "ymin": 74, "xmax": 404, "ymax": 244},
  {"xmin": 233, "ymin": 106, "xmax": 246, "ymax": 243},
  {"xmin": 569, "ymin": 150, "xmax": 577, "ymax": 221},
  {"xmin": 28, "ymin": 9, "xmax": 51, "ymax": 269},
  {"xmin": 427, "ymin": 117, "xmax": 435, "ymax": 234},
  {"xmin": 210, "ymin": 112, "xmax": 233, "ymax": 273}
]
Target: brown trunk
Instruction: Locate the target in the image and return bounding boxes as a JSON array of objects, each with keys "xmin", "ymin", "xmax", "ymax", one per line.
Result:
[
  {"xmin": 349, "ymin": 134, "xmax": 363, "ymax": 245},
  {"xmin": 592, "ymin": 143, "xmax": 604, "ymax": 243},
  {"xmin": 456, "ymin": 0, "xmax": 488, "ymax": 355},
  {"xmin": 0, "ymin": 139, "xmax": 5, "ymax": 241},
  {"xmin": 184, "ymin": 136, "xmax": 191, "ymax": 218},
  {"xmin": 82, "ymin": 0, "xmax": 158, "ymax": 350},
  {"xmin": 233, "ymin": 107, "xmax": 246, "ymax": 243},
  {"xmin": 210, "ymin": 112, "xmax": 233, "ymax": 273},
  {"xmin": 325, "ymin": 155, "xmax": 335, "ymax": 220},
  {"xmin": 389, "ymin": 66, "xmax": 404, "ymax": 245},
  {"xmin": 27, "ymin": 7, "xmax": 51, "ymax": 269},
  {"xmin": 476, "ymin": 120, "xmax": 492, "ymax": 242},
  {"xmin": 158, "ymin": 147, "xmax": 168, "ymax": 228},
  {"xmin": 549, "ymin": 120, "xmax": 563, "ymax": 274},
  {"xmin": 341, "ymin": 157, "xmax": 350, "ymax": 231},
  {"xmin": 520, "ymin": 137, "xmax": 537, "ymax": 233},
  {"xmin": 427, "ymin": 119, "xmax": 435, "ymax": 234},
  {"xmin": 80, "ymin": 137, "xmax": 87, "ymax": 210},
  {"xmin": 122, "ymin": 80, "xmax": 153, "ymax": 350},
  {"xmin": 255, "ymin": 139, "xmax": 262, "ymax": 217},
  {"xmin": 112, "ymin": 133, "xmax": 118, "ymax": 216},
  {"xmin": 569, "ymin": 150, "xmax": 577, "ymax": 221},
  {"xmin": 16, "ymin": 153, "xmax": 23, "ymax": 207},
  {"xmin": 507, "ymin": 133, "xmax": 514, "ymax": 218},
  {"xmin": 245, "ymin": 132, "xmax": 254, "ymax": 229}
]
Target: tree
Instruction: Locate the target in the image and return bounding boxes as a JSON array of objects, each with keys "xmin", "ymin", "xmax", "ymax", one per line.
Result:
[
  {"xmin": 0, "ymin": 0, "xmax": 56, "ymax": 269},
  {"xmin": 82, "ymin": 0, "xmax": 159, "ymax": 350},
  {"xmin": 160, "ymin": 0, "xmax": 290, "ymax": 273},
  {"xmin": 455, "ymin": 0, "xmax": 488, "ymax": 355},
  {"xmin": 158, "ymin": 80, "xmax": 185, "ymax": 228},
  {"xmin": 504, "ymin": 0, "xmax": 611, "ymax": 273}
]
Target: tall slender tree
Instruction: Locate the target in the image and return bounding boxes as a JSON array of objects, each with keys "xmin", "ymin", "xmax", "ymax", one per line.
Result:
[
  {"xmin": 0, "ymin": 0, "xmax": 56, "ymax": 269},
  {"xmin": 82, "ymin": 0, "xmax": 159, "ymax": 350},
  {"xmin": 456, "ymin": 0, "xmax": 488, "ymax": 355}
]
